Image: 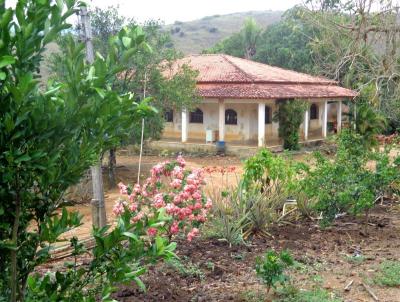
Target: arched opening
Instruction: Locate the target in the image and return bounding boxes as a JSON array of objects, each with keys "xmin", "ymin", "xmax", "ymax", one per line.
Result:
[
  {"xmin": 310, "ymin": 103, "xmax": 318, "ymax": 120},
  {"xmin": 189, "ymin": 108, "xmax": 203, "ymax": 123},
  {"xmin": 265, "ymin": 106, "xmax": 272, "ymax": 124},
  {"xmin": 225, "ymin": 109, "xmax": 237, "ymax": 125}
]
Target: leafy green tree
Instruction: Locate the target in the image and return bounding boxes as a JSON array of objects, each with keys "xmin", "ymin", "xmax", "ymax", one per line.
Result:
[
  {"xmin": 204, "ymin": 17, "xmax": 261, "ymax": 59},
  {"xmin": 254, "ymin": 8, "xmax": 317, "ymax": 73},
  {"xmin": 273, "ymin": 100, "xmax": 309, "ymax": 150},
  {"xmin": 0, "ymin": 1, "xmax": 155, "ymax": 300},
  {"xmin": 49, "ymin": 6, "xmax": 199, "ymax": 187}
]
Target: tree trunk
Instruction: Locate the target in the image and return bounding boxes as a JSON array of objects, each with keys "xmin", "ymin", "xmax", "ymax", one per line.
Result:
[
  {"xmin": 10, "ymin": 193, "xmax": 21, "ymax": 302},
  {"xmin": 108, "ymin": 148, "xmax": 117, "ymax": 189}
]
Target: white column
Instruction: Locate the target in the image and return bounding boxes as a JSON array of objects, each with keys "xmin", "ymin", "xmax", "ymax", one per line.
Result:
[
  {"xmin": 258, "ymin": 102, "xmax": 265, "ymax": 147},
  {"xmin": 304, "ymin": 109, "xmax": 309, "ymax": 141},
  {"xmin": 218, "ymin": 99, "xmax": 225, "ymax": 141},
  {"xmin": 181, "ymin": 109, "xmax": 188, "ymax": 142},
  {"xmin": 336, "ymin": 100, "xmax": 342, "ymax": 133},
  {"xmin": 322, "ymin": 100, "xmax": 328, "ymax": 138}
]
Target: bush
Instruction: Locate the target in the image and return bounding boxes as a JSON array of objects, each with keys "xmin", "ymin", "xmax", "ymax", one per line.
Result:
[
  {"xmin": 300, "ymin": 130, "xmax": 400, "ymax": 225},
  {"xmin": 113, "ymin": 156, "xmax": 212, "ymax": 241},
  {"xmin": 274, "ymin": 100, "xmax": 309, "ymax": 150},
  {"xmin": 255, "ymin": 250, "xmax": 294, "ymax": 293}
]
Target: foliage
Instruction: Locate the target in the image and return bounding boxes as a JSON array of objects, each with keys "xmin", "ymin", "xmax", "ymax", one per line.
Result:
[
  {"xmin": 204, "ymin": 17, "xmax": 261, "ymax": 59},
  {"xmin": 113, "ymin": 156, "xmax": 212, "ymax": 241},
  {"xmin": 243, "ymin": 149, "xmax": 301, "ymax": 192},
  {"xmin": 0, "ymin": 0, "xmax": 155, "ymax": 300},
  {"xmin": 166, "ymin": 256, "xmax": 205, "ymax": 280},
  {"xmin": 25, "ymin": 210, "xmax": 176, "ymax": 301},
  {"xmin": 255, "ymin": 250, "xmax": 294, "ymax": 293},
  {"xmin": 374, "ymin": 261, "xmax": 400, "ymax": 287},
  {"xmin": 274, "ymin": 100, "xmax": 309, "ymax": 150},
  {"xmin": 277, "ymin": 285, "xmax": 343, "ymax": 302},
  {"xmin": 353, "ymin": 103, "xmax": 387, "ymax": 148},
  {"xmin": 206, "ymin": 150, "xmax": 304, "ymax": 242},
  {"xmin": 254, "ymin": 8, "xmax": 317, "ymax": 73},
  {"xmin": 300, "ymin": 130, "xmax": 400, "ymax": 225}
]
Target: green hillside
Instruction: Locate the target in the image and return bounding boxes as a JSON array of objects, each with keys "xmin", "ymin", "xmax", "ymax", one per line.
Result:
[{"xmin": 165, "ymin": 10, "xmax": 282, "ymax": 54}]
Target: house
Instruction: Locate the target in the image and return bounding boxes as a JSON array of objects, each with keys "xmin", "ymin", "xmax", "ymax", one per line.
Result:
[{"xmin": 161, "ymin": 54, "xmax": 357, "ymax": 149}]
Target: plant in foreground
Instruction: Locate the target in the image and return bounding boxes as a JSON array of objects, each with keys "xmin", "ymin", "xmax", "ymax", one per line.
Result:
[
  {"xmin": 255, "ymin": 249, "xmax": 294, "ymax": 293},
  {"xmin": 113, "ymin": 156, "xmax": 212, "ymax": 241}
]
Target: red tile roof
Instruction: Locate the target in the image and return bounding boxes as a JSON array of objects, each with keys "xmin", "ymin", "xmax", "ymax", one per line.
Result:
[{"xmin": 165, "ymin": 54, "xmax": 357, "ymax": 99}]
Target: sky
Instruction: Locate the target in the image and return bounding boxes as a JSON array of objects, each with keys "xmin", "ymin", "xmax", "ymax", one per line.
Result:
[{"xmin": 87, "ymin": 0, "xmax": 303, "ymax": 24}]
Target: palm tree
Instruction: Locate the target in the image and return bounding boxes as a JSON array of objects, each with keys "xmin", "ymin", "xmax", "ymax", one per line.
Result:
[{"xmin": 241, "ymin": 18, "xmax": 261, "ymax": 60}]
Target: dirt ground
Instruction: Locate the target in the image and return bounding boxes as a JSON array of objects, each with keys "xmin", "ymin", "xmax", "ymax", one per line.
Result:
[
  {"xmin": 49, "ymin": 152, "xmax": 400, "ymax": 302},
  {"xmin": 110, "ymin": 203, "xmax": 400, "ymax": 302}
]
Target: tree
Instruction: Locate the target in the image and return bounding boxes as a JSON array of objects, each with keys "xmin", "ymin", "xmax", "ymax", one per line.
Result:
[
  {"xmin": 300, "ymin": 0, "xmax": 400, "ymax": 131},
  {"xmin": 49, "ymin": 6, "xmax": 199, "ymax": 188},
  {"xmin": 254, "ymin": 8, "xmax": 317, "ymax": 73},
  {"xmin": 0, "ymin": 1, "xmax": 154, "ymax": 299},
  {"xmin": 204, "ymin": 17, "xmax": 261, "ymax": 59},
  {"xmin": 273, "ymin": 100, "xmax": 309, "ymax": 150}
]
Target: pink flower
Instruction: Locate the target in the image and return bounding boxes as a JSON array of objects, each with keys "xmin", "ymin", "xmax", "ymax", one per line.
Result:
[
  {"xmin": 177, "ymin": 155, "xmax": 186, "ymax": 167},
  {"xmin": 170, "ymin": 178, "xmax": 182, "ymax": 189},
  {"xmin": 133, "ymin": 183, "xmax": 141, "ymax": 194},
  {"xmin": 194, "ymin": 202, "xmax": 202, "ymax": 210},
  {"xmin": 205, "ymin": 198, "xmax": 213, "ymax": 209},
  {"xmin": 118, "ymin": 182, "xmax": 128, "ymax": 195},
  {"xmin": 147, "ymin": 227, "xmax": 157, "ymax": 236},
  {"xmin": 170, "ymin": 221, "xmax": 179, "ymax": 234},
  {"xmin": 172, "ymin": 166, "xmax": 184, "ymax": 180},
  {"xmin": 153, "ymin": 193, "xmax": 165, "ymax": 208},
  {"xmin": 112, "ymin": 200, "xmax": 125, "ymax": 215},
  {"xmin": 166, "ymin": 203, "xmax": 178, "ymax": 215},
  {"xmin": 192, "ymin": 191, "xmax": 202, "ymax": 201},
  {"xmin": 187, "ymin": 228, "xmax": 199, "ymax": 241},
  {"xmin": 129, "ymin": 202, "xmax": 138, "ymax": 212},
  {"xmin": 131, "ymin": 211, "xmax": 144, "ymax": 223}
]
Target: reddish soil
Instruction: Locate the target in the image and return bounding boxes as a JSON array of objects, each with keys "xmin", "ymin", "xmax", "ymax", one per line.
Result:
[
  {"xmin": 48, "ymin": 153, "xmax": 400, "ymax": 301},
  {"xmin": 105, "ymin": 202, "xmax": 400, "ymax": 302}
]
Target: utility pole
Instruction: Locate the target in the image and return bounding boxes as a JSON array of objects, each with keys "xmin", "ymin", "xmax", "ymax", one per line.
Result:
[{"xmin": 78, "ymin": 6, "xmax": 107, "ymax": 228}]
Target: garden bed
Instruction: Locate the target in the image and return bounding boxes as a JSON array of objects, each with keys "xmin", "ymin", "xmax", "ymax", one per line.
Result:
[{"xmin": 40, "ymin": 201, "xmax": 400, "ymax": 302}]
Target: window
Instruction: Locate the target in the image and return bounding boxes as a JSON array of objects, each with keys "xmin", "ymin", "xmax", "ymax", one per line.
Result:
[
  {"xmin": 190, "ymin": 108, "xmax": 203, "ymax": 123},
  {"xmin": 265, "ymin": 106, "xmax": 272, "ymax": 124},
  {"xmin": 310, "ymin": 103, "xmax": 318, "ymax": 120},
  {"xmin": 164, "ymin": 109, "xmax": 173, "ymax": 122},
  {"xmin": 225, "ymin": 109, "xmax": 237, "ymax": 125}
]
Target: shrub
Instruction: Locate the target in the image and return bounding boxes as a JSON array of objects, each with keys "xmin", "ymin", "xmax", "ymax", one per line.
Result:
[
  {"xmin": 255, "ymin": 250, "xmax": 294, "ymax": 293},
  {"xmin": 113, "ymin": 156, "xmax": 212, "ymax": 241},
  {"xmin": 25, "ymin": 210, "xmax": 176, "ymax": 301},
  {"xmin": 300, "ymin": 130, "xmax": 400, "ymax": 225},
  {"xmin": 274, "ymin": 100, "xmax": 309, "ymax": 150},
  {"xmin": 374, "ymin": 261, "xmax": 400, "ymax": 287}
]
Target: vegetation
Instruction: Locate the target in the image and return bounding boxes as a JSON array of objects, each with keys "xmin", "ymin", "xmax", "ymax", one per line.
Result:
[
  {"xmin": 255, "ymin": 250, "xmax": 294, "ymax": 293},
  {"xmin": 374, "ymin": 261, "xmax": 400, "ymax": 287},
  {"xmin": 273, "ymin": 100, "xmax": 309, "ymax": 150},
  {"xmin": 300, "ymin": 130, "xmax": 400, "ymax": 225},
  {"xmin": 49, "ymin": 6, "xmax": 199, "ymax": 187}
]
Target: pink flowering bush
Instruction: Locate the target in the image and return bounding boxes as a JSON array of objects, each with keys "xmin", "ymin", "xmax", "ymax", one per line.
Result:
[{"xmin": 114, "ymin": 156, "xmax": 212, "ymax": 242}]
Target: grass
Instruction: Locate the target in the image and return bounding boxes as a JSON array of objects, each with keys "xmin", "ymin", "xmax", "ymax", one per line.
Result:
[
  {"xmin": 374, "ymin": 260, "xmax": 400, "ymax": 287},
  {"xmin": 166, "ymin": 256, "xmax": 205, "ymax": 280},
  {"xmin": 276, "ymin": 285, "xmax": 343, "ymax": 302}
]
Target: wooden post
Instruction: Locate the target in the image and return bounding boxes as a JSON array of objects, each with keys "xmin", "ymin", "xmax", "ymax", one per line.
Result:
[{"xmin": 79, "ymin": 6, "xmax": 106, "ymax": 228}]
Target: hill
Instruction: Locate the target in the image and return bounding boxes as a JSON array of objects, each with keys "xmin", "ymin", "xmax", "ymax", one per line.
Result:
[{"xmin": 165, "ymin": 10, "xmax": 283, "ymax": 54}]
